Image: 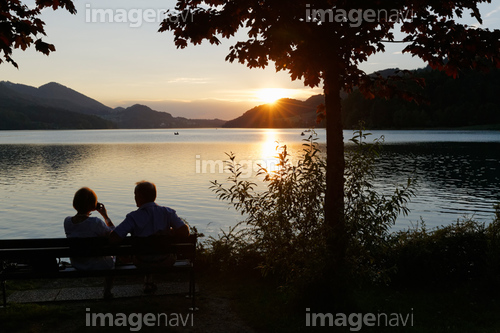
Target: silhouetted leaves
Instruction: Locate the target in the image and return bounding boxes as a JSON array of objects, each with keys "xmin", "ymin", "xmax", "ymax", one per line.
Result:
[
  {"xmin": 162, "ymin": 0, "xmax": 499, "ymax": 289},
  {"xmin": 161, "ymin": 0, "xmax": 499, "ymax": 103},
  {"xmin": 316, "ymin": 103, "xmax": 326, "ymax": 124},
  {"xmin": 0, "ymin": 0, "xmax": 76, "ymax": 67}
]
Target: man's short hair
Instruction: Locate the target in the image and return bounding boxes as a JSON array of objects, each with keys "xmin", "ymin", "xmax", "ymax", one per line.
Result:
[
  {"xmin": 135, "ymin": 181, "xmax": 157, "ymax": 203},
  {"xmin": 73, "ymin": 187, "xmax": 97, "ymax": 213}
]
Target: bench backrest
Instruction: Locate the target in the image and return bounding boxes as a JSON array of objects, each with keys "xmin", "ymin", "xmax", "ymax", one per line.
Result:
[{"xmin": 0, "ymin": 235, "xmax": 197, "ymax": 262}]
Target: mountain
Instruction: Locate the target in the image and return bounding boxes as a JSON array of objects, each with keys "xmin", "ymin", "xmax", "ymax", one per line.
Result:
[
  {"xmin": 0, "ymin": 105, "xmax": 116, "ymax": 130},
  {"xmin": 225, "ymin": 66, "xmax": 500, "ymax": 130},
  {"xmin": 0, "ymin": 81, "xmax": 113, "ymax": 115},
  {"xmin": 223, "ymin": 95, "xmax": 326, "ymax": 128},
  {"xmin": 341, "ymin": 66, "xmax": 500, "ymax": 129},
  {"xmin": 0, "ymin": 82, "xmax": 225, "ymax": 130},
  {"xmin": 0, "ymin": 82, "xmax": 116, "ymax": 129},
  {"xmin": 105, "ymin": 104, "xmax": 226, "ymax": 129}
]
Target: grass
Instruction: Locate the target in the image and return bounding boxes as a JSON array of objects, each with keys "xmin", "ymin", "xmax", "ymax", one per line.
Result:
[
  {"xmin": 235, "ymin": 282, "xmax": 500, "ymax": 332},
  {"xmin": 3, "ymin": 271, "xmax": 500, "ymax": 332},
  {"xmin": 0, "ymin": 294, "xmax": 198, "ymax": 332},
  {"xmin": 214, "ymin": 270, "xmax": 500, "ymax": 333},
  {"xmin": 351, "ymin": 285, "xmax": 500, "ymax": 333},
  {"xmin": 0, "ymin": 273, "xmax": 253, "ymax": 333}
]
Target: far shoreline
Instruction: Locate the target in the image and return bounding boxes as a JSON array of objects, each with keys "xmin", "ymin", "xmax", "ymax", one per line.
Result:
[{"xmin": 1, "ymin": 124, "xmax": 500, "ymax": 131}]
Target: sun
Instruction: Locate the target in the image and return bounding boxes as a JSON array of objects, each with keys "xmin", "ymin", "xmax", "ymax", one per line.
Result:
[{"xmin": 256, "ymin": 88, "xmax": 289, "ymax": 104}]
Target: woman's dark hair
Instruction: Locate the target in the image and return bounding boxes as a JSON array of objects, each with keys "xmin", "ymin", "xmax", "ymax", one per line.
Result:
[{"xmin": 73, "ymin": 187, "xmax": 98, "ymax": 213}]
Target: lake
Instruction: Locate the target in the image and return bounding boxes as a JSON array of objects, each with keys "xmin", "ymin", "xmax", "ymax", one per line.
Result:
[{"xmin": 0, "ymin": 128, "xmax": 499, "ymax": 239}]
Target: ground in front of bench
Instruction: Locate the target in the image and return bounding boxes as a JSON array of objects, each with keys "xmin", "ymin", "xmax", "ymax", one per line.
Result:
[{"xmin": 8, "ymin": 281, "xmax": 196, "ymax": 304}]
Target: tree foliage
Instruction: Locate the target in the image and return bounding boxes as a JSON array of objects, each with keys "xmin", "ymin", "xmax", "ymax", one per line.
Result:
[
  {"xmin": 161, "ymin": 0, "xmax": 500, "ymax": 96},
  {"xmin": 0, "ymin": 0, "xmax": 76, "ymax": 67},
  {"xmin": 162, "ymin": 1, "xmax": 500, "ymax": 280}
]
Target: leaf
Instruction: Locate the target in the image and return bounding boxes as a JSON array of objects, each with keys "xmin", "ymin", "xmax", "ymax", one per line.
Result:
[
  {"xmin": 316, "ymin": 103, "xmax": 325, "ymax": 115},
  {"xmin": 364, "ymin": 90, "xmax": 375, "ymax": 100},
  {"xmin": 1, "ymin": 0, "xmax": 75, "ymax": 67},
  {"xmin": 34, "ymin": 39, "xmax": 55, "ymax": 55}
]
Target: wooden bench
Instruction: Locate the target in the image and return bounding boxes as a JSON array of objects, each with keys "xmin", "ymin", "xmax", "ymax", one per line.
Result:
[{"xmin": 0, "ymin": 235, "xmax": 197, "ymax": 309}]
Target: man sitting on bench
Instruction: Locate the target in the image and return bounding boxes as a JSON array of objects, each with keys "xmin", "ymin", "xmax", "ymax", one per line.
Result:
[{"xmin": 110, "ymin": 181, "xmax": 189, "ymax": 294}]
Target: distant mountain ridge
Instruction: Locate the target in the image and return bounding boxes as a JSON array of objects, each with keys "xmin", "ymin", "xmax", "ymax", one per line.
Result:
[
  {"xmin": 4, "ymin": 65, "xmax": 497, "ymax": 131},
  {"xmin": 0, "ymin": 81, "xmax": 226, "ymax": 130},
  {"xmin": 0, "ymin": 81, "xmax": 116, "ymax": 130},
  {"xmin": 105, "ymin": 104, "xmax": 226, "ymax": 129},
  {"xmin": 0, "ymin": 81, "xmax": 113, "ymax": 115},
  {"xmin": 224, "ymin": 66, "xmax": 500, "ymax": 129},
  {"xmin": 223, "ymin": 95, "xmax": 326, "ymax": 128}
]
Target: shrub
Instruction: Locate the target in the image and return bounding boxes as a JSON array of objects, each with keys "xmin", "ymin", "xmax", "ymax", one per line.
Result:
[
  {"xmin": 209, "ymin": 131, "xmax": 326, "ymax": 287},
  {"xmin": 385, "ymin": 204, "xmax": 500, "ymax": 288},
  {"xmin": 344, "ymin": 129, "xmax": 416, "ymax": 284},
  {"xmin": 207, "ymin": 129, "xmax": 416, "ymax": 292}
]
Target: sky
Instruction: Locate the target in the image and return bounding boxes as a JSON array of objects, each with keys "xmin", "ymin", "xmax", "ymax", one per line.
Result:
[{"xmin": 1, "ymin": 1, "xmax": 499, "ymax": 120}]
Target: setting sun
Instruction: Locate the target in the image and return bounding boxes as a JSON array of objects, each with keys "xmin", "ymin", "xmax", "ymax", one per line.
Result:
[{"xmin": 256, "ymin": 88, "xmax": 289, "ymax": 104}]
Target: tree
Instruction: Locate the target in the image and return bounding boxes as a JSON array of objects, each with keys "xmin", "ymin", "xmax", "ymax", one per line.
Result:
[
  {"xmin": 160, "ymin": 0, "xmax": 500, "ymax": 289},
  {"xmin": 0, "ymin": 0, "xmax": 76, "ymax": 68}
]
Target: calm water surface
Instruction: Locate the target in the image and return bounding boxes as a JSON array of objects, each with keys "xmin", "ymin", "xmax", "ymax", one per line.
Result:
[{"xmin": 0, "ymin": 128, "xmax": 499, "ymax": 239}]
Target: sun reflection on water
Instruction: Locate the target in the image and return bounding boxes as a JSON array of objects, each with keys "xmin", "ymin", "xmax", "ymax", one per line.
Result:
[{"xmin": 259, "ymin": 130, "xmax": 282, "ymax": 173}]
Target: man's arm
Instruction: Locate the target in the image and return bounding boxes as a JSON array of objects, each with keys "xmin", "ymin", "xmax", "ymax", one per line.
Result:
[
  {"xmin": 172, "ymin": 224, "xmax": 190, "ymax": 238},
  {"xmin": 109, "ymin": 230, "xmax": 123, "ymax": 245},
  {"xmin": 109, "ymin": 213, "xmax": 134, "ymax": 244}
]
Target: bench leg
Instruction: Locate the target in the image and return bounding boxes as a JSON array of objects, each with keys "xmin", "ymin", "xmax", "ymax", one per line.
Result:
[
  {"xmin": 1, "ymin": 280, "xmax": 6, "ymax": 307},
  {"xmin": 188, "ymin": 269, "xmax": 197, "ymax": 311}
]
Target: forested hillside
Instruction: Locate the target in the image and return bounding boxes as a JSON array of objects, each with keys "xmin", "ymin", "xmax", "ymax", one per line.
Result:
[
  {"xmin": 223, "ymin": 67, "xmax": 500, "ymax": 129},
  {"xmin": 2, "ymin": 67, "xmax": 499, "ymax": 130},
  {"xmin": 0, "ymin": 105, "xmax": 116, "ymax": 130},
  {"xmin": 223, "ymin": 95, "xmax": 326, "ymax": 128},
  {"xmin": 341, "ymin": 67, "xmax": 500, "ymax": 129},
  {"xmin": 0, "ymin": 82, "xmax": 225, "ymax": 130},
  {"xmin": 105, "ymin": 104, "xmax": 226, "ymax": 128}
]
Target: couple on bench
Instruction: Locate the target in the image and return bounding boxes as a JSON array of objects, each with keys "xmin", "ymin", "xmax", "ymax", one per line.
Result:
[{"xmin": 63, "ymin": 181, "xmax": 190, "ymax": 299}]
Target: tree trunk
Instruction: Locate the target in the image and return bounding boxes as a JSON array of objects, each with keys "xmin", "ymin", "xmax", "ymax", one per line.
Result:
[{"xmin": 323, "ymin": 67, "xmax": 347, "ymax": 283}]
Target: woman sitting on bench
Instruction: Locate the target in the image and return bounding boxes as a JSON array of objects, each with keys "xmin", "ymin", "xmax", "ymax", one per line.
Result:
[{"xmin": 64, "ymin": 187, "xmax": 115, "ymax": 299}]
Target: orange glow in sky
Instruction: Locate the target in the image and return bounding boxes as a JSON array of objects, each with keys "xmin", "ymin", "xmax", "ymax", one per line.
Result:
[
  {"xmin": 0, "ymin": 0, "xmax": 496, "ymax": 119},
  {"xmin": 256, "ymin": 88, "xmax": 290, "ymax": 104}
]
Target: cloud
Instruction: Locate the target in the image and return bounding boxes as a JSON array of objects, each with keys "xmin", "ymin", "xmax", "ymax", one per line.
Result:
[
  {"xmin": 166, "ymin": 77, "xmax": 210, "ymax": 84},
  {"xmin": 485, "ymin": 5, "xmax": 500, "ymax": 18}
]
